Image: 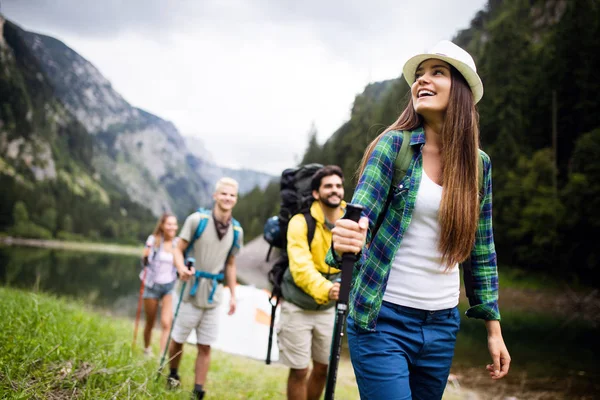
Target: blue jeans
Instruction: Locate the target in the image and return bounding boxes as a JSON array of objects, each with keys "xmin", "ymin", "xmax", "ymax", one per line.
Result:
[
  {"xmin": 347, "ymin": 301, "xmax": 460, "ymax": 400},
  {"xmin": 142, "ymin": 281, "xmax": 175, "ymax": 299}
]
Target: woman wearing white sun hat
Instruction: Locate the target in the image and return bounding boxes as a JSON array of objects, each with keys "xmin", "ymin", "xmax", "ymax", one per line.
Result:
[{"xmin": 327, "ymin": 40, "xmax": 510, "ymax": 399}]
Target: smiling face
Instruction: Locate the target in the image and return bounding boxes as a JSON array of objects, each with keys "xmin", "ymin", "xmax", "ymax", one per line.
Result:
[
  {"xmin": 213, "ymin": 183, "xmax": 238, "ymax": 212},
  {"xmin": 161, "ymin": 216, "xmax": 178, "ymax": 239},
  {"xmin": 411, "ymin": 58, "xmax": 452, "ymax": 119},
  {"xmin": 313, "ymin": 174, "xmax": 344, "ymax": 209}
]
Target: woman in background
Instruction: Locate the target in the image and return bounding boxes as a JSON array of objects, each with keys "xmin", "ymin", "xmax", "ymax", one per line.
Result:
[{"xmin": 140, "ymin": 213, "xmax": 179, "ymax": 356}]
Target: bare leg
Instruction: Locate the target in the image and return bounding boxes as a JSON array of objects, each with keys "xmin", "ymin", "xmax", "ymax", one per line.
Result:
[
  {"xmin": 143, "ymin": 298, "xmax": 158, "ymax": 349},
  {"xmin": 195, "ymin": 344, "xmax": 211, "ymax": 385},
  {"xmin": 307, "ymin": 361, "xmax": 328, "ymax": 400},
  {"xmin": 159, "ymin": 293, "xmax": 173, "ymax": 354},
  {"xmin": 169, "ymin": 340, "xmax": 184, "ymax": 370},
  {"xmin": 287, "ymin": 368, "xmax": 308, "ymax": 400}
]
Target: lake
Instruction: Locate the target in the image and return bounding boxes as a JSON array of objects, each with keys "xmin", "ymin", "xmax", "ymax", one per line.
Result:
[{"xmin": 0, "ymin": 245, "xmax": 142, "ymax": 319}]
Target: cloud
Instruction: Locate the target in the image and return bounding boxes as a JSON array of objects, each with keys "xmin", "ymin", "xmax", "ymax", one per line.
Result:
[
  {"xmin": 1, "ymin": 0, "xmax": 183, "ymax": 37},
  {"xmin": 1, "ymin": 0, "xmax": 487, "ymax": 174}
]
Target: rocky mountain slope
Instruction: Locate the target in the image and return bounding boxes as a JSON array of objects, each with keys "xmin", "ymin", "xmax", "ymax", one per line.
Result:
[{"xmin": 1, "ymin": 16, "xmax": 273, "ymax": 220}]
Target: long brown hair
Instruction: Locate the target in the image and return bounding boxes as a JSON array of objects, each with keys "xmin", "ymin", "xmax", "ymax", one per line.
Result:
[
  {"xmin": 358, "ymin": 65, "xmax": 480, "ymax": 267},
  {"xmin": 151, "ymin": 213, "xmax": 176, "ymax": 246}
]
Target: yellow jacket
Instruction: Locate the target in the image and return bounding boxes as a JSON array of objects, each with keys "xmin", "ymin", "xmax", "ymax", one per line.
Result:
[{"xmin": 287, "ymin": 200, "xmax": 345, "ymax": 305}]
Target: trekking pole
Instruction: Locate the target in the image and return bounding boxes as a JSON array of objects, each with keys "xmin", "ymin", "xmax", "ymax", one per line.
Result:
[
  {"xmin": 156, "ymin": 257, "xmax": 194, "ymax": 381},
  {"xmin": 325, "ymin": 203, "xmax": 364, "ymax": 400},
  {"xmin": 132, "ymin": 259, "xmax": 148, "ymax": 350},
  {"xmin": 265, "ymin": 295, "xmax": 279, "ymax": 365}
]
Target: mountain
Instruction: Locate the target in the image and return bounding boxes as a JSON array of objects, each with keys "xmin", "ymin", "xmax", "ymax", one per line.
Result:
[
  {"xmin": 16, "ymin": 24, "xmax": 273, "ymax": 216},
  {"xmin": 0, "ymin": 15, "xmax": 273, "ymax": 242},
  {"xmin": 184, "ymin": 135, "xmax": 274, "ymax": 197},
  {"xmin": 0, "ymin": 16, "xmax": 273, "ymax": 211},
  {"xmin": 185, "ymin": 136, "xmax": 215, "ymax": 164},
  {"xmin": 0, "ymin": 16, "xmax": 155, "ymax": 242}
]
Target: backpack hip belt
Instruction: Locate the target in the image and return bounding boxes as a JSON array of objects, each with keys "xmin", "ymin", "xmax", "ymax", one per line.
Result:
[{"xmin": 189, "ymin": 270, "xmax": 225, "ymax": 304}]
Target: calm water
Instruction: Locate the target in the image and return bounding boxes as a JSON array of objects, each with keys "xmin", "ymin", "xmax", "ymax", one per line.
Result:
[
  {"xmin": 0, "ymin": 245, "xmax": 142, "ymax": 319},
  {"xmin": 2, "ymin": 244, "xmax": 599, "ymax": 398}
]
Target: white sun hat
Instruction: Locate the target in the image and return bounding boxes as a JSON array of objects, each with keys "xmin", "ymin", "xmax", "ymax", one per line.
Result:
[{"xmin": 402, "ymin": 40, "xmax": 484, "ymax": 104}]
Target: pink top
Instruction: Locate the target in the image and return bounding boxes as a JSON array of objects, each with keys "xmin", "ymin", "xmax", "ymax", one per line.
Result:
[{"xmin": 140, "ymin": 235, "xmax": 178, "ymax": 286}]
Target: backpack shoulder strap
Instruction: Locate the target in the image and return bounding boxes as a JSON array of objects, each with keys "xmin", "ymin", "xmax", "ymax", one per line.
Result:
[
  {"xmin": 228, "ymin": 218, "xmax": 242, "ymax": 258},
  {"xmin": 477, "ymin": 150, "xmax": 484, "ymax": 195},
  {"xmin": 185, "ymin": 208, "xmax": 210, "ymax": 258},
  {"xmin": 151, "ymin": 235, "xmax": 161, "ymax": 261},
  {"xmin": 391, "ymin": 130, "xmax": 413, "ymax": 189},
  {"xmin": 370, "ymin": 130, "xmax": 413, "ymax": 245},
  {"xmin": 303, "ymin": 212, "xmax": 316, "ymax": 250}
]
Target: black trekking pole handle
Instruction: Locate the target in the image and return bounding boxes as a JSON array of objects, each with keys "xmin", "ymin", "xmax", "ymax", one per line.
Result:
[{"xmin": 325, "ymin": 203, "xmax": 364, "ymax": 400}]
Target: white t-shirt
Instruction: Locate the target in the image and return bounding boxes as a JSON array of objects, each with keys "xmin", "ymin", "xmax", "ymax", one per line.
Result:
[{"xmin": 383, "ymin": 171, "xmax": 460, "ymax": 311}]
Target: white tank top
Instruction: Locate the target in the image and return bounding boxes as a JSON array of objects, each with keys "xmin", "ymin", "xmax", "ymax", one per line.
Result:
[
  {"xmin": 382, "ymin": 170, "xmax": 460, "ymax": 310},
  {"xmin": 143, "ymin": 235, "xmax": 178, "ymax": 285}
]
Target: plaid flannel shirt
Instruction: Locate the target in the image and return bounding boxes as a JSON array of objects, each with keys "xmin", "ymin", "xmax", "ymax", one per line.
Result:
[{"xmin": 326, "ymin": 127, "xmax": 500, "ymax": 331}]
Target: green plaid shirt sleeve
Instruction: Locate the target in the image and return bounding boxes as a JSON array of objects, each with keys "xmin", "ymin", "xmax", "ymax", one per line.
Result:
[{"xmin": 464, "ymin": 150, "xmax": 501, "ymax": 321}]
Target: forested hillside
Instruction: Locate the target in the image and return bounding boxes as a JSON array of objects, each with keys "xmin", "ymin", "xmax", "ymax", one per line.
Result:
[
  {"xmin": 0, "ymin": 17, "xmax": 156, "ymax": 243},
  {"xmin": 0, "ymin": 16, "xmax": 273, "ymax": 244},
  {"xmin": 236, "ymin": 0, "xmax": 600, "ymax": 286}
]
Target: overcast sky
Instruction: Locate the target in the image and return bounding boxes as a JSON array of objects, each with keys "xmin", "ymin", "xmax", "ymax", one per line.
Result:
[{"xmin": 2, "ymin": 0, "xmax": 487, "ymax": 175}]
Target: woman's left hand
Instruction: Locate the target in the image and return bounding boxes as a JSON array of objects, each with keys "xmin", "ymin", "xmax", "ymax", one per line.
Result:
[
  {"xmin": 228, "ymin": 297, "xmax": 236, "ymax": 315},
  {"xmin": 485, "ymin": 324, "xmax": 511, "ymax": 379}
]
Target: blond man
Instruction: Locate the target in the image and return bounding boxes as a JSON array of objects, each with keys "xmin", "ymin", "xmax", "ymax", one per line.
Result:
[{"xmin": 167, "ymin": 177, "xmax": 244, "ymax": 400}]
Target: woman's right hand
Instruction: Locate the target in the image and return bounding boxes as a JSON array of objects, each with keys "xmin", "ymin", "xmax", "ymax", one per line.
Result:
[
  {"xmin": 332, "ymin": 216, "xmax": 369, "ymax": 255},
  {"xmin": 178, "ymin": 266, "xmax": 195, "ymax": 281}
]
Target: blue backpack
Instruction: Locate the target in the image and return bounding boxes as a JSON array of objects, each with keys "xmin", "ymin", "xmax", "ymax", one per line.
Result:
[{"xmin": 184, "ymin": 208, "xmax": 242, "ymax": 303}]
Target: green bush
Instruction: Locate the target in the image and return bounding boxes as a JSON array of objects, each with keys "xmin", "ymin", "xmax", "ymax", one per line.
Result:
[
  {"xmin": 10, "ymin": 222, "xmax": 53, "ymax": 239},
  {"xmin": 87, "ymin": 229, "xmax": 101, "ymax": 241}
]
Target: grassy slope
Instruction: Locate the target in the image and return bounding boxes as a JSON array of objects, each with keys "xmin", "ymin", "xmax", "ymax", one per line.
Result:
[
  {"xmin": 0, "ymin": 288, "xmax": 476, "ymax": 399},
  {"xmin": 0, "ymin": 288, "xmax": 362, "ymax": 399}
]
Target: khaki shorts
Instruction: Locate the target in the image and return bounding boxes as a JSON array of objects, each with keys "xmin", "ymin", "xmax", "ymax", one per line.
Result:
[
  {"xmin": 277, "ymin": 300, "xmax": 335, "ymax": 369},
  {"xmin": 171, "ymin": 301, "xmax": 220, "ymax": 346}
]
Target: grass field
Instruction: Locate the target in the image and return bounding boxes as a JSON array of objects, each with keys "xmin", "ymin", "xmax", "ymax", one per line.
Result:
[
  {"xmin": 0, "ymin": 287, "xmax": 361, "ymax": 399},
  {"xmin": 0, "ymin": 287, "xmax": 481, "ymax": 399}
]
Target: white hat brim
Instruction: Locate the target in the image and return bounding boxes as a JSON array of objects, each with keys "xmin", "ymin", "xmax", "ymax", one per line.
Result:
[{"xmin": 402, "ymin": 54, "xmax": 484, "ymax": 104}]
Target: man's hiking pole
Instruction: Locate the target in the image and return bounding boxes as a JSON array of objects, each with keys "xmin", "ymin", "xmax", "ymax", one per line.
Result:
[
  {"xmin": 325, "ymin": 203, "xmax": 364, "ymax": 400},
  {"xmin": 265, "ymin": 295, "xmax": 279, "ymax": 364},
  {"xmin": 132, "ymin": 259, "xmax": 148, "ymax": 350},
  {"xmin": 156, "ymin": 257, "xmax": 194, "ymax": 381}
]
